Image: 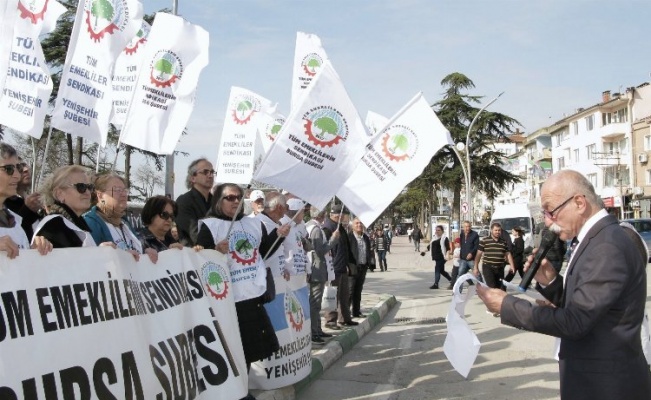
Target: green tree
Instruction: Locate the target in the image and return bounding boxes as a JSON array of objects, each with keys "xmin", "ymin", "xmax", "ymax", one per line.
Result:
[
  {"xmin": 236, "ymin": 101, "xmax": 252, "ymax": 119},
  {"xmin": 208, "ymin": 271, "xmax": 223, "ymax": 287},
  {"xmin": 307, "ymin": 58, "xmax": 320, "ymax": 73},
  {"xmin": 430, "ymin": 72, "xmax": 522, "ymax": 224},
  {"xmin": 91, "ymin": 0, "xmax": 114, "ymax": 28},
  {"xmin": 391, "ymin": 134, "xmax": 409, "ymax": 153},
  {"xmin": 314, "ymin": 117, "xmax": 337, "ymax": 139},
  {"xmin": 154, "ymin": 58, "xmax": 173, "ymax": 79}
]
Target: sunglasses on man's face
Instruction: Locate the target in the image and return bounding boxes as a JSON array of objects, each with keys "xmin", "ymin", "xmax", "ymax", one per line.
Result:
[
  {"xmin": 0, "ymin": 163, "xmax": 24, "ymax": 176},
  {"xmin": 69, "ymin": 183, "xmax": 95, "ymax": 194},
  {"xmin": 158, "ymin": 211, "xmax": 174, "ymax": 221}
]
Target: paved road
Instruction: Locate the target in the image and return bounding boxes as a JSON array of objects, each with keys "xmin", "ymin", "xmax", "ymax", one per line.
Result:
[{"xmin": 297, "ymin": 235, "xmax": 651, "ymax": 400}]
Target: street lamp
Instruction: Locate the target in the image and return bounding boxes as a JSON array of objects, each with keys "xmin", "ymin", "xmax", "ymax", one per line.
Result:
[{"xmin": 451, "ymin": 91, "xmax": 504, "ymax": 225}]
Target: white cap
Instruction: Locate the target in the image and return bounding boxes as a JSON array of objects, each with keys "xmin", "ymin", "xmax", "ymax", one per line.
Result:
[
  {"xmin": 249, "ymin": 190, "xmax": 265, "ymax": 202},
  {"xmin": 287, "ymin": 198, "xmax": 306, "ymax": 211}
]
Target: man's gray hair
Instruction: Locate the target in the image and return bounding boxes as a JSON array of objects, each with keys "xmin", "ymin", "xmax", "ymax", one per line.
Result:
[
  {"xmin": 310, "ymin": 206, "xmax": 326, "ymax": 219},
  {"xmin": 185, "ymin": 158, "xmax": 210, "ymax": 189},
  {"xmin": 264, "ymin": 191, "xmax": 286, "ymax": 210},
  {"xmin": 553, "ymin": 170, "xmax": 602, "ymax": 209}
]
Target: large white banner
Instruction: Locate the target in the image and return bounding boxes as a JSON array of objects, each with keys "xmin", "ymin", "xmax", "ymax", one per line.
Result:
[
  {"xmin": 0, "ymin": 247, "xmax": 248, "ymax": 399},
  {"xmin": 0, "ymin": 0, "xmax": 66, "ymax": 138},
  {"xmin": 254, "ymin": 61, "xmax": 370, "ymax": 210},
  {"xmin": 110, "ymin": 19, "xmax": 150, "ymax": 127},
  {"xmin": 0, "ymin": 0, "xmax": 19, "ymax": 96},
  {"xmin": 119, "ymin": 12, "xmax": 209, "ymax": 155},
  {"xmin": 50, "ymin": 0, "xmax": 143, "ymax": 145},
  {"xmin": 290, "ymin": 31, "xmax": 328, "ymax": 110},
  {"xmin": 250, "ymin": 275, "xmax": 311, "ymax": 389},
  {"xmin": 338, "ymin": 93, "xmax": 454, "ymax": 226},
  {"xmin": 215, "ymin": 87, "xmax": 273, "ymax": 184}
]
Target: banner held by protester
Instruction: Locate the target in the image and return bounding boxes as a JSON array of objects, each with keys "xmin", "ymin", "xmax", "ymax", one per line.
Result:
[
  {"xmin": 254, "ymin": 60, "xmax": 370, "ymax": 210},
  {"xmin": 50, "ymin": 0, "xmax": 143, "ymax": 145},
  {"xmin": 119, "ymin": 12, "xmax": 209, "ymax": 155},
  {"xmin": 337, "ymin": 92, "xmax": 454, "ymax": 227}
]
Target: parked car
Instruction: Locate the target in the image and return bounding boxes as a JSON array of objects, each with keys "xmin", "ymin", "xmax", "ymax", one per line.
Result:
[{"xmin": 621, "ymin": 218, "xmax": 651, "ymax": 262}]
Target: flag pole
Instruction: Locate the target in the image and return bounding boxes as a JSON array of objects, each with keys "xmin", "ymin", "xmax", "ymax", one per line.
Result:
[
  {"xmin": 36, "ymin": 125, "xmax": 54, "ymax": 189},
  {"xmin": 30, "ymin": 137, "xmax": 37, "ymax": 193}
]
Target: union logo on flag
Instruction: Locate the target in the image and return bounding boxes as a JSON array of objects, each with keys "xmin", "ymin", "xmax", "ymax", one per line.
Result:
[
  {"xmin": 231, "ymin": 94, "xmax": 261, "ymax": 125},
  {"xmin": 149, "ymin": 50, "xmax": 183, "ymax": 88},
  {"xmin": 284, "ymin": 290, "xmax": 304, "ymax": 331},
  {"xmin": 84, "ymin": 0, "xmax": 131, "ymax": 42},
  {"xmin": 18, "ymin": 0, "xmax": 48, "ymax": 24},
  {"xmin": 302, "ymin": 105, "xmax": 349, "ymax": 148},
  {"xmin": 381, "ymin": 124, "xmax": 419, "ymax": 162},
  {"xmin": 202, "ymin": 261, "xmax": 230, "ymax": 300}
]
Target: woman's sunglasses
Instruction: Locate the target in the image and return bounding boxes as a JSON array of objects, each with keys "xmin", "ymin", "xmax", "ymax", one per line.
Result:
[
  {"xmin": 69, "ymin": 183, "xmax": 95, "ymax": 194},
  {"xmin": 0, "ymin": 164, "xmax": 25, "ymax": 176},
  {"xmin": 158, "ymin": 211, "xmax": 174, "ymax": 221},
  {"xmin": 222, "ymin": 195, "xmax": 242, "ymax": 202}
]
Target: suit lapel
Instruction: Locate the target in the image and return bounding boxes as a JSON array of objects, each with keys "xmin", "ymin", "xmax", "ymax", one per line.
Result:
[{"xmin": 561, "ymin": 214, "xmax": 618, "ymax": 306}]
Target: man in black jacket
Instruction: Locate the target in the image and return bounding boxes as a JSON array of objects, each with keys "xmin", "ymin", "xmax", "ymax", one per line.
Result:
[
  {"xmin": 348, "ymin": 217, "xmax": 372, "ymax": 318},
  {"xmin": 175, "ymin": 158, "xmax": 214, "ymax": 246},
  {"xmin": 322, "ymin": 204, "xmax": 358, "ymax": 329}
]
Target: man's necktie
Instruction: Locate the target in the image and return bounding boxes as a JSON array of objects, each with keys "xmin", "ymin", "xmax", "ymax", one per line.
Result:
[{"xmin": 567, "ymin": 237, "xmax": 579, "ymax": 259}]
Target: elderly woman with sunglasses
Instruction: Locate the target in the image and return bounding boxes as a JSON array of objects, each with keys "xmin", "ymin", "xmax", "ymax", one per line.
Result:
[
  {"xmin": 138, "ymin": 195, "xmax": 184, "ymax": 252},
  {"xmin": 84, "ymin": 172, "xmax": 157, "ymax": 263},
  {"xmin": 0, "ymin": 143, "xmax": 51, "ymax": 258},
  {"xmin": 32, "ymin": 165, "xmax": 99, "ymax": 247},
  {"xmin": 196, "ymin": 183, "xmax": 289, "ymax": 389}
]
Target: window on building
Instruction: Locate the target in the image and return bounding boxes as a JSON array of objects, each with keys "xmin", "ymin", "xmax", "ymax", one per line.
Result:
[
  {"xmin": 604, "ymin": 141, "xmax": 620, "ymax": 155},
  {"xmin": 573, "ymin": 149, "xmax": 579, "ymax": 162},
  {"xmin": 604, "ymin": 166, "xmax": 630, "ymax": 187},
  {"xmin": 615, "ymin": 108, "xmax": 628, "ymax": 123},
  {"xmin": 586, "ymin": 144, "xmax": 596, "ymax": 159},
  {"xmin": 572, "ymin": 121, "xmax": 578, "ymax": 135},
  {"xmin": 587, "ymin": 173, "xmax": 598, "ymax": 188},
  {"xmin": 646, "ymin": 170, "xmax": 651, "ymax": 185},
  {"xmin": 618, "ymin": 138, "xmax": 628, "ymax": 155},
  {"xmin": 557, "ymin": 157, "xmax": 565, "ymax": 170},
  {"xmin": 585, "ymin": 115, "xmax": 594, "ymax": 131},
  {"xmin": 602, "ymin": 112, "xmax": 611, "ymax": 126},
  {"xmin": 645, "ymin": 135, "xmax": 651, "ymax": 151}
]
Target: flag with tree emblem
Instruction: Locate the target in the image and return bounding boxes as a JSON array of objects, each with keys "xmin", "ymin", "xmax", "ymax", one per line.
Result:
[
  {"xmin": 110, "ymin": 19, "xmax": 150, "ymax": 127},
  {"xmin": 119, "ymin": 12, "xmax": 209, "ymax": 155},
  {"xmin": 50, "ymin": 0, "xmax": 143, "ymax": 145},
  {"xmin": 257, "ymin": 103, "xmax": 285, "ymax": 154},
  {"xmin": 290, "ymin": 31, "xmax": 329, "ymax": 110},
  {"xmin": 215, "ymin": 86, "xmax": 274, "ymax": 183},
  {"xmin": 337, "ymin": 92, "xmax": 454, "ymax": 226},
  {"xmin": 365, "ymin": 110, "xmax": 389, "ymax": 138},
  {"xmin": 253, "ymin": 60, "xmax": 370, "ymax": 210},
  {"xmin": 0, "ymin": 0, "xmax": 66, "ymax": 138}
]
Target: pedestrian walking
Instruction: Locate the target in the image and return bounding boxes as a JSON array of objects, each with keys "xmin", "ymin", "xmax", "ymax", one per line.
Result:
[{"xmin": 422, "ymin": 225, "xmax": 451, "ymax": 289}]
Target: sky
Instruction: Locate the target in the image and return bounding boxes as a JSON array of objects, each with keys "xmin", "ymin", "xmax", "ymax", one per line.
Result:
[{"xmin": 140, "ymin": 0, "xmax": 651, "ymax": 198}]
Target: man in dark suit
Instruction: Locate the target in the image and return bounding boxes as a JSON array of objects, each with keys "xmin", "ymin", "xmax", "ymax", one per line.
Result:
[
  {"xmin": 348, "ymin": 217, "xmax": 372, "ymax": 318},
  {"xmin": 175, "ymin": 158, "xmax": 214, "ymax": 246},
  {"xmin": 477, "ymin": 170, "xmax": 651, "ymax": 399}
]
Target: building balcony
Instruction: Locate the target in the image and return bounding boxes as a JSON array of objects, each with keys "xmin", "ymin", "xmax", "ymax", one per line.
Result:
[
  {"xmin": 599, "ymin": 122, "xmax": 628, "ymax": 139},
  {"xmin": 528, "ymin": 148, "xmax": 552, "ymax": 162}
]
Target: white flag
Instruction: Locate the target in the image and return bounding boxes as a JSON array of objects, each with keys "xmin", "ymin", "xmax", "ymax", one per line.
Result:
[
  {"xmin": 50, "ymin": 0, "xmax": 143, "ymax": 145},
  {"xmin": 110, "ymin": 19, "xmax": 150, "ymax": 127},
  {"xmin": 0, "ymin": 0, "xmax": 19, "ymax": 96},
  {"xmin": 254, "ymin": 61, "xmax": 370, "ymax": 210},
  {"xmin": 290, "ymin": 31, "xmax": 328, "ymax": 110},
  {"xmin": 257, "ymin": 104, "xmax": 285, "ymax": 154},
  {"xmin": 365, "ymin": 110, "xmax": 389, "ymax": 138},
  {"xmin": 119, "ymin": 12, "xmax": 209, "ymax": 155},
  {"xmin": 215, "ymin": 86, "xmax": 273, "ymax": 184},
  {"xmin": 337, "ymin": 93, "xmax": 454, "ymax": 226},
  {"xmin": 0, "ymin": 0, "xmax": 66, "ymax": 138}
]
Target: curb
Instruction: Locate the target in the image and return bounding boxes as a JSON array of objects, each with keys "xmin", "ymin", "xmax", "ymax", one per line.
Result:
[{"xmin": 254, "ymin": 294, "xmax": 398, "ymax": 400}]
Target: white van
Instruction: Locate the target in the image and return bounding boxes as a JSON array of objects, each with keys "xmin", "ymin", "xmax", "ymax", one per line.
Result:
[{"xmin": 489, "ymin": 203, "xmax": 535, "ymax": 249}]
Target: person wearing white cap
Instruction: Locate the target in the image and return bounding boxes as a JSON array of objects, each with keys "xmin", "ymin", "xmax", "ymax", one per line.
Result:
[{"xmin": 248, "ymin": 189, "xmax": 265, "ymax": 217}]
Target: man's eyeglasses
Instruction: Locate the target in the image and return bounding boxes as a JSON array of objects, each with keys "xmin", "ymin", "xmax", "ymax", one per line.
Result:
[
  {"xmin": 0, "ymin": 164, "xmax": 25, "ymax": 176},
  {"xmin": 69, "ymin": 183, "xmax": 95, "ymax": 194},
  {"xmin": 195, "ymin": 169, "xmax": 215, "ymax": 176},
  {"xmin": 158, "ymin": 211, "xmax": 174, "ymax": 221},
  {"xmin": 222, "ymin": 195, "xmax": 242, "ymax": 202},
  {"xmin": 542, "ymin": 195, "xmax": 575, "ymax": 220}
]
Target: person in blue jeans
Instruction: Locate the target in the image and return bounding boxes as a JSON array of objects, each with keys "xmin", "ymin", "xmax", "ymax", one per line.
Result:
[
  {"xmin": 449, "ymin": 221, "xmax": 479, "ymax": 289},
  {"xmin": 374, "ymin": 227, "xmax": 388, "ymax": 271}
]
